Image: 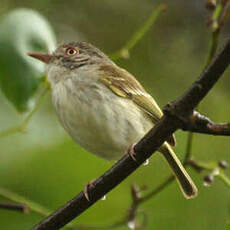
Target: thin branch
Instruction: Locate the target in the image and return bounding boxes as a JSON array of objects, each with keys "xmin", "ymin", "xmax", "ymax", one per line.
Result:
[
  {"xmin": 135, "ymin": 148, "xmax": 194, "ymax": 205},
  {"xmin": 139, "ymin": 175, "xmax": 174, "ymax": 204},
  {"xmin": 31, "ymin": 38, "xmax": 230, "ymax": 230},
  {"xmin": 0, "ymin": 202, "xmax": 29, "ymax": 213},
  {"xmin": 187, "ymin": 158, "xmax": 230, "ymax": 188},
  {"xmin": 74, "ymin": 184, "xmax": 148, "ymax": 230},
  {"xmin": 184, "ymin": 132, "xmax": 194, "ymax": 161},
  {"xmin": 185, "ymin": 0, "xmax": 230, "ymax": 164},
  {"xmin": 0, "ymin": 187, "xmax": 51, "ymax": 217},
  {"xmin": 93, "ymin": 154, "xmax": 230, "ymax": 230},
  {"xmin": 205, "ymin": 1, "xmax": 223, "ymax": 67},
  {"xmin": 0, "ymin": 187, "xmax": 80, "ymax": 230},
  {"xmin": 110, "ymin": 3, "xmax": 167, "ymax": 60},
  {"xmin": 180, "ymin": 111, "xmax": 230, "ymax": 135}
]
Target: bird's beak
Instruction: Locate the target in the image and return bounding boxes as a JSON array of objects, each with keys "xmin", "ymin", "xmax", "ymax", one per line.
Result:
[{"xmin": 27, "ymin": 52, "xmax": 53, "ymax": 63}]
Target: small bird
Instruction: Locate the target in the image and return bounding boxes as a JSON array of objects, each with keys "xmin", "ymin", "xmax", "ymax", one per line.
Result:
[{"xmin": 28, "ymin": 42, "xmax": 198, "ymax": 199}]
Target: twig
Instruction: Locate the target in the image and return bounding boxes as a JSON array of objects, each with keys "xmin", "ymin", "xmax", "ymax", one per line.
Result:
[
  {"xmin": 110, "ymin": 3, "xmax": 167, "ymax": 60},
  {"xmin": 179, "ymin": 111, "xmax": 230, "ymax": 135},
  {"xmin": 0, "ymin": 187, "xmax": 51, "ymax": 217},
  {"xmin": 184, "ymin": 132, "xmax": 194, "ymax": 161},
  {"xmin": 0, "ymin": 202, "xmax": 29, "ymax": 213},
  {"xmin": 0, "ymin": 187, "xmax": 82, "ymax": 230},
  {"xmin": 188, "ymin": 158, "xmax": 230, "ymax": 188},
  {"xmin": 31, "ymin": 38, "xmax": 230, "ymax": 230},
  {"xmin": 185, "ymin": 0, "xmax": 230, "ymax": 165},
  {"xmin": 96, "ymin": 156, "xmax": 230, "ymax": 230},
  {"xmin": 139, "ymin": 175, "xmax": 174, "ymax": 204},
  {"xmin": 205, "ymin": 1, "xmax": 224, "ymax": 67}
]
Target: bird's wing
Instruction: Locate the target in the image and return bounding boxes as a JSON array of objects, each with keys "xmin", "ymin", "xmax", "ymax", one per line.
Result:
[{"xmin": 99, "ymin": 65, "xmax": 176, "ymax": 146}]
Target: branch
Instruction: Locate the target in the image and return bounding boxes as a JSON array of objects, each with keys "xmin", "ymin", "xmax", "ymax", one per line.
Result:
[
  {"xmin": 0, "ymin": 187, "xmax": 51, "ymax": 217},
  {"xmin": 139, "ymin": 175, "xmax": 174, "ymax": 204},
  {"xmin": 180, "ymin": 111, "xmax": 230, "ymax": 135},
  {"xmin": 187, "ymin": 158, "xmax": 230, "ymax": 188},
  {"xmin": 0, "ymin": 202, "xmax": 29, "ymax": 213},
  {"xmin": 31, "ymin": 39, "xmax": 230, "ymax": 230},
  {"xmin": 185, "ymin": 0, "xmax": 230, "ymax": 164},
  {"xmin": 0, "ymin": 187, "xmax": 75, "ymax": 230},
  {"xmin": 205, "ymin": 0, "xmax": 227, "ymax": 67}
]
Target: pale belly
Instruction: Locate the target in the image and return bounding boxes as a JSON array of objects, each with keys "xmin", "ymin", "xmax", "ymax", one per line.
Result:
[{"xmin": 52, "ymin": 79, "xmax": 153, "ymax": 160}]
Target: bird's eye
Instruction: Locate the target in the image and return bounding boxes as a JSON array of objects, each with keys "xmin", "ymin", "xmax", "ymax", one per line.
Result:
[{"xmin": 65, "ymin": 47, "xmax": 78, "ymax": 56}]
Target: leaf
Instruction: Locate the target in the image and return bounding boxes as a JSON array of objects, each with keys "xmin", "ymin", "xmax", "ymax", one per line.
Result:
[{"xmin": 0, "ymin": 8, "xmax": 56, "ymax": 112}]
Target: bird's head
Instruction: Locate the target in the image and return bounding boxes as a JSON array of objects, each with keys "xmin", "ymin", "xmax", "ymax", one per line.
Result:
[{"xmin": 28, "ymin": 41, "xmax": 112, "ymax": 83}]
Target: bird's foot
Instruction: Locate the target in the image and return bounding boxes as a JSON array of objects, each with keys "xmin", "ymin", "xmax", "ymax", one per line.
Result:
[
  {"xmin": 125, "ymin": 143, "xmax": 137, "ymax": 161},
  {"xmin": 83, "ymin": 179, "xmax": 96, "ymax": 201}
]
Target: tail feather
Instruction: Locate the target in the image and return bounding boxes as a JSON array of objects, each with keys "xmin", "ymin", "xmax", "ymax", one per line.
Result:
[{"xmin": 159, "ymin": 143, "xmax": 198, "ymax": 199}]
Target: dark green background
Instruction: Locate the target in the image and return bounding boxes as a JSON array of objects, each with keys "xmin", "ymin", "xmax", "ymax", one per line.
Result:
[{"xmin": 0, "ymin": 0, "xmax": 230, "ymax": 229}]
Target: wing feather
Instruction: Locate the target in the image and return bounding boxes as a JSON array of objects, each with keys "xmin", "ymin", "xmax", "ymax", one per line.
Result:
[{"xmin": 99, "ymin": 65, "xmax": 176, "ymax": 146}]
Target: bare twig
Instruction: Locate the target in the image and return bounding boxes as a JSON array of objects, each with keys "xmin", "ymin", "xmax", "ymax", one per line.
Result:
[
  {"xmin": 180, "ymin": 111, "xmax": 230, "ymax": 135},
  {"xmin": 0, "ymin": 202, "xmax": 29, "ymax": 213},
  {"xmin": 31, "ymin": 38, "xmax": 230, "ymax": 230},
  {"xmin": 139, "ymin": 175, "xmax": 174, "ymax": 204},
  {"xmin": 184, "ymin": 132, "xmax": 194, "ymax": 161},
  {"xmin": 0, "ymin": 187, "xmax": 50, "ymax": 217},
  {"xmin": 185, "ymin": 0, "xmax": 230, "ymax": 165},
  {"xmin": 187, "ymin": 158, "xmax": 230, "ymax": 187},
  {"xmin": 0, "ymin": 187, "xmax": 75, "ymax": 230}
]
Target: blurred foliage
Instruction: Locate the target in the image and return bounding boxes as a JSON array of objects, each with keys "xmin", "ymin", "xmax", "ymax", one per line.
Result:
[
  {"xmin": 0, "ymin": 1, "xmax": 230, "ymax": 230},
  {"xmin": 0, "ymin": 8, "xmax": 56, "ymax": 112}
]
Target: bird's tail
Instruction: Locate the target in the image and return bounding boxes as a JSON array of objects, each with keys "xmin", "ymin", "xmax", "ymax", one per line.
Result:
[{"xmin": 159, "ymin": 143, "xmax": 198, "ymax": 199}]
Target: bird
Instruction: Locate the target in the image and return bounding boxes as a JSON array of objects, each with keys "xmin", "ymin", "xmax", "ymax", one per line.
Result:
[{"xmin": 28, "ymin": 41, "xmax": 198, "ymax": 199}]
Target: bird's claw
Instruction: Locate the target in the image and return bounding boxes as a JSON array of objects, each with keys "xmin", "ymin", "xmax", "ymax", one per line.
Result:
[
  {"xmin": 126, "ymin": 143, "xmax": 137, "ymax": 161},
  {"xmin": 83, "ymin": 179, "xmax": 95, "ymax": 201}
]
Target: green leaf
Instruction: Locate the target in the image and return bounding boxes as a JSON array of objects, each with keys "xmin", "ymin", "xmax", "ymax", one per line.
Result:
[{"xmin": 0, "ymin": 8, "xmax": 56, "ymax": 112}]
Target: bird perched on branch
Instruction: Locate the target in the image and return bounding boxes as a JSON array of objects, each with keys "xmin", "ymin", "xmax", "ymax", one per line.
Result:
[{"xmin": 28, "ymin": 42, "xmax": 198, "ymax": 199}]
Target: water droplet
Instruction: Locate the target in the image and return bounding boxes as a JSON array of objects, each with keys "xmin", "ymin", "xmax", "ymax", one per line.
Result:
[
  {"xmin": 143, "ymin": 159, "xmax": 149, "ymax": 166},
  {"xmin": 127, "ymin": 220, "xmax": 135, "ymax": 229},
  {"xmin": 101, "ymin": 195, "xmax": 106, "ymax": 201}
]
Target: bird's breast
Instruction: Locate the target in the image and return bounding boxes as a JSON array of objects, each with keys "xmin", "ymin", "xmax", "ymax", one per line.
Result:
[{"xmin": 51, "ymin": 77, "xmax": 153, "ymax": 160}]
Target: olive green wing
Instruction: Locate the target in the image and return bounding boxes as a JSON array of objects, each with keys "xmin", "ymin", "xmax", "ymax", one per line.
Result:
[{"xmin": 99, "ymin": 65, "xmax": 176, "ymax": 146}]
